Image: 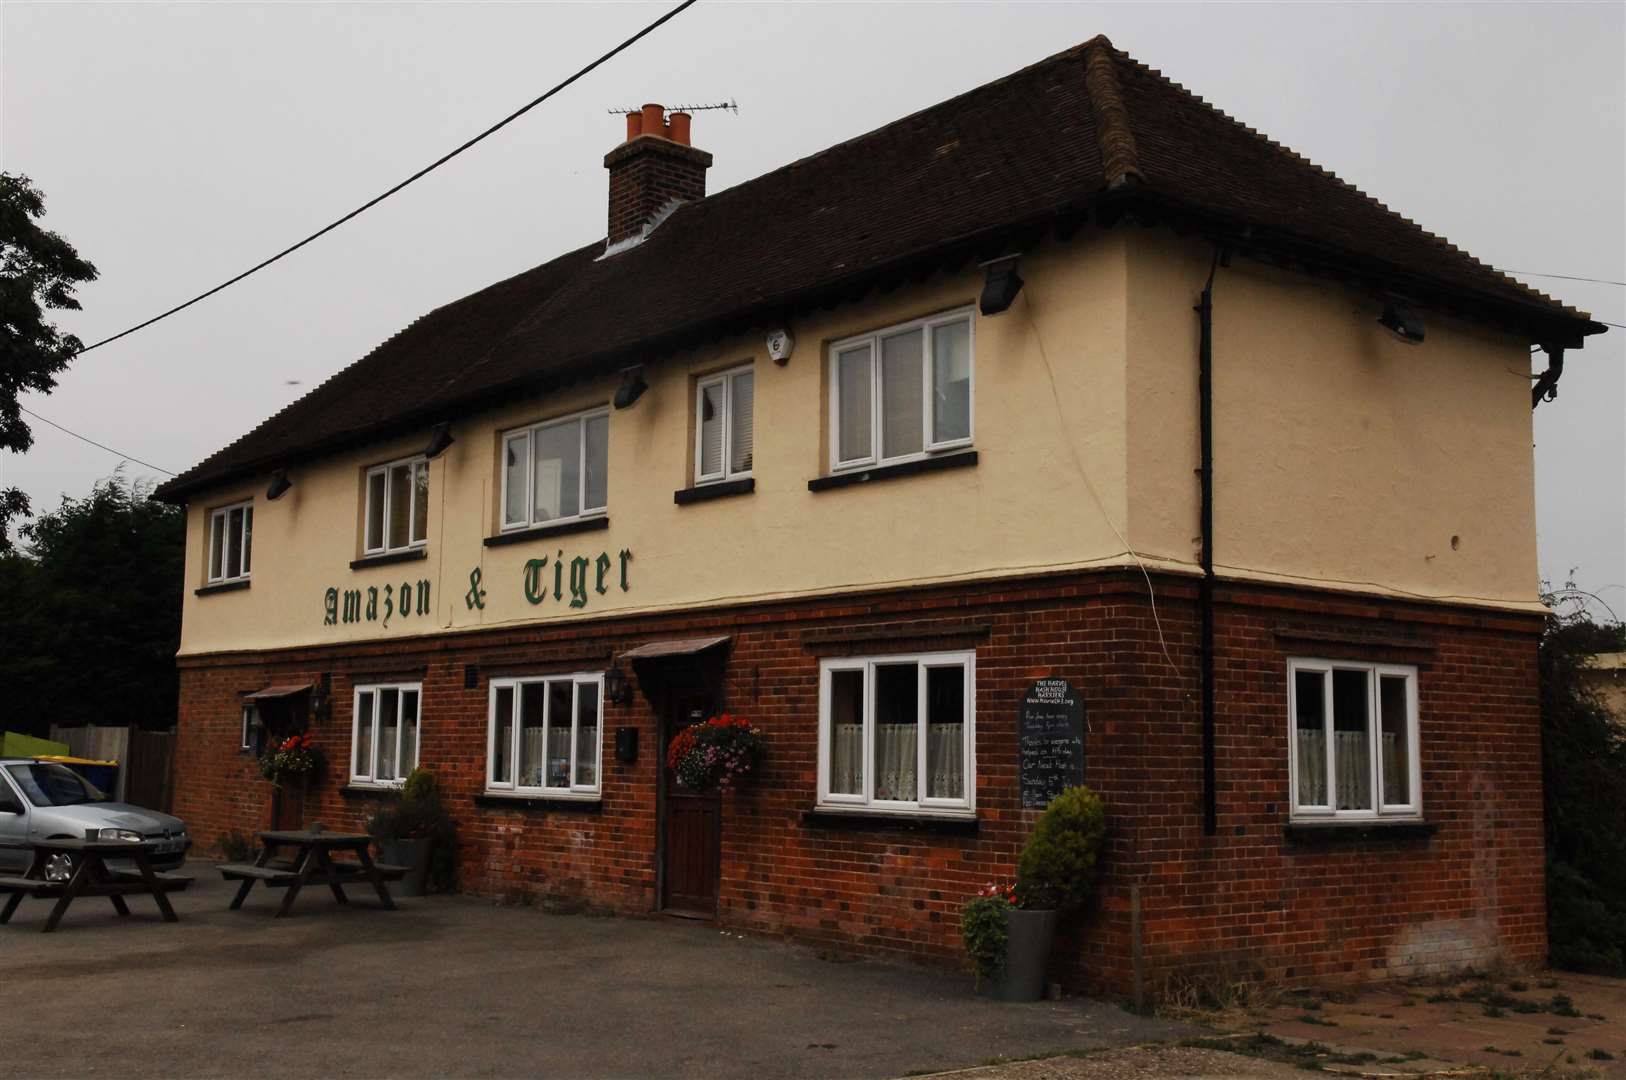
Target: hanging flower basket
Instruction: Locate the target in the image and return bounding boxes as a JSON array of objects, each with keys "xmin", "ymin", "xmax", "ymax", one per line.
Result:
[
  {"xmin": 260, "ymin": 733, "xmax": 323, "ymax": 789},
  {"xmin": 665, "ymin": 715, "xmax": 763, "ymax": 792}
]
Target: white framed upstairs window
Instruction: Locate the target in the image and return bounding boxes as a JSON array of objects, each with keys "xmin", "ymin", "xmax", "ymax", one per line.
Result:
[
  {"xmin": 695, "ymin": 365, "xmax": 754, "ymax": 484},
  {"xmin": 207, "ymin": 500, "xmax": 253, "ymax": 584},
  {"xmin": 817, "ymin": 650, "xmax": 975, "ymax": 816},
  {"xmin": 829, "ymin": 307, "xmax": 974, "ymax": 472},
  {"xmin": 500, "ymin": 408, "xmax": 609, "ymax": 531},
  {"xmin": 1287, "ymin": 659, "xmax": 1421, "ymax": 822},
  {"xmin": 363, "ymin": 456, "xmax": 429, "ymax": 555},
  {"xmin": 352, "ymin": 683, "xmax": 421, "ymax": 787},
  {"xmin": 486, "ymin": 673, "xmax": 603, "ymax": 799}
]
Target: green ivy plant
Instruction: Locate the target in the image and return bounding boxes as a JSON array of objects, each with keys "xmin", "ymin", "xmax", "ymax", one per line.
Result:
[{"xmin": 961, "ymin": 894, "xmax": 1010, "ymax": 982}]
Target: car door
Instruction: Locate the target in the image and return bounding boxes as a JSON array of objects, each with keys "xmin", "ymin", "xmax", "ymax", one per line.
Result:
[{"xmin": 0, "ymin": 770, "xmax": 30, "ymax": 874}]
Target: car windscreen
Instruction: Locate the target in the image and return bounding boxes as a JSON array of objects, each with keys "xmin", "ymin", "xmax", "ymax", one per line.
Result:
[{"xmin": 4, "ymin": 763, "xmax": 107, "ymax": 808}]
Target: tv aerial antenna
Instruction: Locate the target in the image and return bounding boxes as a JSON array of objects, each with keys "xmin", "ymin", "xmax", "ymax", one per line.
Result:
[{"xmin": 605, "ymin": 99, "xmax": 739, "ymax": 115}]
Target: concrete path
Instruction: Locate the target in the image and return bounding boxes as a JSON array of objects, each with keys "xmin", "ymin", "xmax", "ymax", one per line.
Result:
[{"xmin": 0, "ymin": 871, "xmax": 1190, "ymax": 1079}]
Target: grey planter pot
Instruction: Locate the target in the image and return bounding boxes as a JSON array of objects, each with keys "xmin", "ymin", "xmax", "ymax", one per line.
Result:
[
  {"xmin": 378, "ymin": 837, "xmax": 431, "ymax": 897},
  {"xmin": 988, "ymin": 907, "xmax": 1058, "ymax": 1002}
]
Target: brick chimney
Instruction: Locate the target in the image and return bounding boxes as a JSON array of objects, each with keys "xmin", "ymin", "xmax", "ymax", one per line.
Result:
[{"xmin": 604, "ymin": 103, "xmax": 713, "ymax": 245}]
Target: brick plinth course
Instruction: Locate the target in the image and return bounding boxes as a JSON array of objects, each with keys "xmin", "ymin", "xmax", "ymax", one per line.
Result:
[{"xmin": 173, "ymin": 570, "xmax": 1546, "ymax": 995}]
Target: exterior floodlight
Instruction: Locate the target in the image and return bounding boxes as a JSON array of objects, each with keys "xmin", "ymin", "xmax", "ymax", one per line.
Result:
[
  {"xmin": 604, "ymin": 664, "xmax": 632, "ymax": 706},
  {"xmin": 423, "ymin": 422, "xmax": 455, "ymax": 459},
  {"xmin": 978, "ymin": 254, "xmax": 1025, "ymax": 316},
  {"xmin": 613, "ymin": 365, "xmax": 649, "ymax": 410},
  {"xmin": 265, "ymin": 470, "xmax": 293, "ymax": 500},
  {"xmin": 1377, "ymin": 298, "xmax": 1425, "ymax": 345}
]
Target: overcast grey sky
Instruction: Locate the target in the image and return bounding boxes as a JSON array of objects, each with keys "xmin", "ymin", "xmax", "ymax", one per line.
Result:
[{"xmin": 3, "ymin": 1, "xmax": 1622, "ymax": 612}]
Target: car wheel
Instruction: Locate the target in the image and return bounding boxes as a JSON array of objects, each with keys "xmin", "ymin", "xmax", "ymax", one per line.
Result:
[{"xmin": 43, "ymin": 852, "xmax": 77, "ymax": 883}]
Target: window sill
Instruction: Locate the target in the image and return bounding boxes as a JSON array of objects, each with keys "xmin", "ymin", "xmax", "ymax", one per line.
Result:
[
  {"xmin": 473, "ymin": 792, "xmax": 603, "ymax": 813},
  {"xmin": 802, "ymin": 808, "xmax": 979, "ymax": 836},
  {"xmin": 195, "ymin": 579, "xmax": 251, "ymax": 597},
  {"xmin": 350, "ymin": 548, "xmax": 427, "ymax": 570},
  {"xmin": 484, "ymin": 517, "xmax": 610, "ymax": 547},
  {"xmin": 338, "ymin": 784, "xmax": 404, "ymax": 801},
  {"xmin": 1284, "ymin": 819, "xmax": 1435, "ymax": 843},
  {"xmin": 808, "ymin": 450, "xmax": 977, "ymax": 492},
  {"xmin": 674, "ymin": 477, "xmax": 754, "ymax": 505}
]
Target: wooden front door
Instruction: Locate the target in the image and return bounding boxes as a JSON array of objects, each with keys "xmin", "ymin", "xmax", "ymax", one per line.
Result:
[{"xmin": 660, "ymin": 693, "xmax": 720, "ymax": 915}]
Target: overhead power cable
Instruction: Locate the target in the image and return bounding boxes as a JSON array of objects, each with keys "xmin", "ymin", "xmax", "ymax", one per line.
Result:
[
  {"xmin": 1507, "ymin": 270, "xmax": 1626, "ymax": 288},
  {"xmin": 70, "ymin": 0, "xmax": 701, "ymax": 359},
  {"xmin": 18, "ymin": 406, "xmax": 177, "ymax": 476}
]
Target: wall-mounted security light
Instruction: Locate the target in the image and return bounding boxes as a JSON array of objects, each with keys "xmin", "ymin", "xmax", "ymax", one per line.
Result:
[
  {"xmin": 1377, "ymin": 297, "xmax": 1425, "ymax": 345},
  {"xmin": 613, "ymin": 365, "xmax": 649, "ymax": 409},
  {"xmin": 978, "ymin": 254, "xmax": 1025, "ymax": 316},
  {"xmin": 766, "ymin": 328, "xmax": 795, "ymax": 366},
  {"xmin": 604, "ymin": 664, "xmax": 632, "ymax": 705},
  {"xmin": 423, "ymin": 422, "xmax": 455, "ymax": 459},
  {"xmin": 265, "ymin": 470, "xmax": 293, "ymax": 500}
]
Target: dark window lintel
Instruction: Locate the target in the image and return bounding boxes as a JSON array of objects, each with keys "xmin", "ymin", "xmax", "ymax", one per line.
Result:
[
  {"xmin": 349, "ymin": 548, "xmax": 428, "ymax": 571},
  {"xmin": 484, "ymin": 516, "xmax": 610, "ymax": 548},
  {"xmin": 195, "ymin": 579, "xmax": 251, "ymax": 597},
  {"xmin": 808, "ymin": 450, "xmax": 977, "ymax": 492},
  {"xmin": 674, "ymin": 477, "xmax": 755, "ymax": 505},
  {"xmin": 802, "ymin": 809, "xmax": 979, "ymax": 836},
  {"xmin": 1284, "ymin": 820, "xmax": 1436, "ymax": 843},
  {"xmin": 473, "ymin": 793, "xmax": 604, "ymax": 813}
]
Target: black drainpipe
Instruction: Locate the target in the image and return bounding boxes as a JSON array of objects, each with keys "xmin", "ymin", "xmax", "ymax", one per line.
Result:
[
  {"xmin": 1195, "ymin": 252, "xmax": 1221, "ymax": 838},
  {"xmin": 1532, "ymin": 345, "xmax": 1564, "ymax": 408}
]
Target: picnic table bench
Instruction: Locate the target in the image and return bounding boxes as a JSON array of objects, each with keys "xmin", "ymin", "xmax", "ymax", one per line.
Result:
[
  {"xmin": 220, "ymin": 829, "xmax": 401, "ymax": 917},
  {"xmin": 0, "ymin": 837, "xmax": 193, "ymax": 933}
]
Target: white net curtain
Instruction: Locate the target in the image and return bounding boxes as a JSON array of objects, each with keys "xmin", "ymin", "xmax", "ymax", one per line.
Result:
[
  {"xmin": 1296, "ymin": 730, "xmax": 1403, "ymax": 809},
  {"xmin": 832, "ymin": 723, "xmax": 964, "ymax": 802},
  {"xmin": 520, "ymin": 727, "xmax": 573, "ymax": 788}
]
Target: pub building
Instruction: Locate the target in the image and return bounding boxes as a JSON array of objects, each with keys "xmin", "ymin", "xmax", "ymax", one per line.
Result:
[{"xmin": 158, "ymin": 37, "xmax": 1602, "ymax": 993}]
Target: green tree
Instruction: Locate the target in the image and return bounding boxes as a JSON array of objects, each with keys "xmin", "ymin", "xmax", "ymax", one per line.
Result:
[
  {"xmin": 2, "ymin": 172, "xmax": 98, "ymax": 551},
  {"xmin": 0, "ymin": 473, "xmax": 183, "ymax": 735},
  {"xmin": 1540, "ymin": 580, "xmax": 1626, "ymax": 974}
]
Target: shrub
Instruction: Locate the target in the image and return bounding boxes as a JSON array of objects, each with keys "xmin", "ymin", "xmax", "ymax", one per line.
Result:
[
  {"xmin": 365, "ymin": 767, "xmax": 458, "ymax": 892},
  {"xmin": 1539, "ymin": 599, "xmax": 1626, "ymax": 975},
  {"xmin": 1015, "ymin": 786, "xmax": 1106, "ymax": 913},
  {"xmin": 218, "ymin": 830, "xmax": 253, "ymax": 863},
  {"xmin": 961, "ymin": 894, "xmax": 1009, "ymax": 981}
]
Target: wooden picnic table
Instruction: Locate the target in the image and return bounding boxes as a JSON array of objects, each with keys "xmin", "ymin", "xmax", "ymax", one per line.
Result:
[
  {"xmin": 0, "ymin": 837, "xmax": 192, "ymax": 933},
  {"xmin": 219, "ymin": 829, "xmax": 401, "ymax": 917}
]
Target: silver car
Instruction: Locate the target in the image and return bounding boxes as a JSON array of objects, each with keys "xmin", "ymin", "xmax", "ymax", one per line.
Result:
[{"xmin": 0, "ymin": 759, "xmax": 190, "ymax": 880}]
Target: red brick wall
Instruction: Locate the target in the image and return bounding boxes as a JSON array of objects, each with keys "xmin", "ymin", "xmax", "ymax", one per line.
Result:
[{"xmin": 173, "ymin": 571, "xmax": 1545, "ymax": 994}]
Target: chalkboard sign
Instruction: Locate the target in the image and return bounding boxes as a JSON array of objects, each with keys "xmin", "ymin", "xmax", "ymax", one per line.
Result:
[{"xmin": 1019, "ymin": 678, "xmax": 1085, "ymax": 809}]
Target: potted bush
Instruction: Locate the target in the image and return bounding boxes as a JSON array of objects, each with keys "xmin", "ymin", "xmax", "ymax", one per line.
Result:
[
  {"xmin": 961, "ymin": 785, "xmax": 1106, "ymax": 1001},
  {"xmin": 365, "ymin": 768, "xmax": 455, "ymax": 897}
]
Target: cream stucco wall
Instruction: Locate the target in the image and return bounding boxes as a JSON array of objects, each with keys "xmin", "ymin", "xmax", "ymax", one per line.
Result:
[
  {"xmin": 177, "ymin": 227, "xmax": 1544, "ymax": 657},
  {"xmin": 1124, "ymin": 232, "xmax": 1541, "ymax": 609},
  {"xmin": 178, "ymin": 235, "xmax": 1145, "ymax": 655}
]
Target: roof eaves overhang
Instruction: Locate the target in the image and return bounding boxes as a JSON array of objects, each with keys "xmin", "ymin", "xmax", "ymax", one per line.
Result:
[{"xmin": 154, "ymin": 188, "xmax": 1602, "ymax": 504}]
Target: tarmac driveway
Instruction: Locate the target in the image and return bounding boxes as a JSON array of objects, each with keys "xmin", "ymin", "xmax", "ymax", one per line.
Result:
[{"xmin": 0, "ymin": 871, "xmax": 1188, "ymax": 1079}]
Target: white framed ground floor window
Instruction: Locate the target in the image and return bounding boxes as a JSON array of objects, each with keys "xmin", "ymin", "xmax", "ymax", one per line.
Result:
[
  {"xmin": 352, "ymin": 683, "xmax": 421, "ymax": 786},
  {"xmin": 1287, "ymin": 658, "xmax": 1420, "ymax": 821},
  {"xmin": 817, "ymin": 650, "xmax": 975, "ymax": 815},
  {"xmin": 486, "ymin": 673, "xmax": 602, "ymax": 799}
]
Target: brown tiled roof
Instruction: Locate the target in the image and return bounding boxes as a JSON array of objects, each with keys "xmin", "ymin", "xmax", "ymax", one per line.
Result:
[{"xmin": 156, "ymin": 36, "xmax": 1603, "ymax": 501}]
